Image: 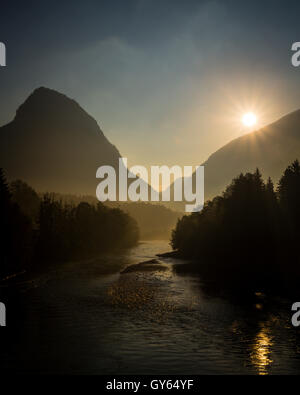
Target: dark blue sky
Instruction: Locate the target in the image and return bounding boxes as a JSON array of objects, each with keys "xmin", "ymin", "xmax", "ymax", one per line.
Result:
[{"xmin": 0, "ymin": 0, "xmax": 300, "ymax": 167}]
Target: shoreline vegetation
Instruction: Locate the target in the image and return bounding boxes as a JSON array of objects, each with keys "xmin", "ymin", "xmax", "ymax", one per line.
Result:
[
  {"xmin": 0, "ymin": 168, "xmax": 139, "ymax": 280},
  {"xmin": 3, "ymin": 159, "xmax": 300, "ymax": 299},
  {"xmin": 166, "ymin": 159, "xmax": 300, "ymax": 296},
  {"xmin": 37, "ymin": 194, "xmax": 180, "ymax": 240}
]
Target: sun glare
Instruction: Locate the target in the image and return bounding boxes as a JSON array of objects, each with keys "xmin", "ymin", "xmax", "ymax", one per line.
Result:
[{"xmin": 242, "ymin": 112, "xmax": 257, "ymax": 127}]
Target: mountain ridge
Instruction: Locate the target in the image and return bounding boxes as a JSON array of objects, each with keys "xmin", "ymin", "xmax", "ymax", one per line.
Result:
[
  {"xmin": 2, "ymin": 87, "xmax": 300, "ymax": 210},
  {"xmin": 201, "ymin": 108, "xmax": 300, "ymax": 199},
  {"xmin": 165, "ymin": 107, "xmax": 300, "ymax": 211},
  {"xmin": 0, "ymin": 87, "xmax": 121, "ymax": 194}
]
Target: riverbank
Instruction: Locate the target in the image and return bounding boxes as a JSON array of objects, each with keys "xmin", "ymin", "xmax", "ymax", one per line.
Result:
[{"xmin": 156, "ymin": 248, "xmax": 300, "ymax": 300}]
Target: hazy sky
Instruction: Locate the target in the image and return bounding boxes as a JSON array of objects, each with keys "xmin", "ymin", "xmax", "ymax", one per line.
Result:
[{"xmin": 0, "ymin": 0, "xmax": 300, "ymax": 169}]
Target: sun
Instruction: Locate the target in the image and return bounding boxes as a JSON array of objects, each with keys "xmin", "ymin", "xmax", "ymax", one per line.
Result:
[{"xmin": 242, "ymin": 112, "xmax": 257, "ymax": 127}]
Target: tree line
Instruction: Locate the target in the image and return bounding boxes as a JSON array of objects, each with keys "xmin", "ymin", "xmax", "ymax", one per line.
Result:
[
  {"xmin": 0, "ymin": 169, "xmax": 139, "ymax": 278},
  {"xmin": 171, "ymin": 160, "xmax": 300, "ymax": 291},
  {"xmin": 40, "ymin": 193, "xmax": 180, "ymax": 240}
]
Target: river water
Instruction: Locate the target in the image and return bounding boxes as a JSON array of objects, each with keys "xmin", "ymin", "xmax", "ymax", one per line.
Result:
[{"xmin": 1, "ymin": 240, "xmax": 300, "ymax": 374}]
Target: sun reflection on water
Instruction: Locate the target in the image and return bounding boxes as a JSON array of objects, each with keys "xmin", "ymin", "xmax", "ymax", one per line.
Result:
[{"xmin": 250, "ymin": 325, "xmax": 274, "ymax": 375}]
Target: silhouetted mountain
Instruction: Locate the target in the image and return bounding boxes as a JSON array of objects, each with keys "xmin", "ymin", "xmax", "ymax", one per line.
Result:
[
  {"xmin": 0, "ymin": 87, "xmax": 121, "ymax": 194},
  {"xmin": 202, "ymin": 109, "xmax": 300, "ymax": 199},
  {"xmin": 167, "ymin": 109, "xmax": 300, "ymax": 209}
]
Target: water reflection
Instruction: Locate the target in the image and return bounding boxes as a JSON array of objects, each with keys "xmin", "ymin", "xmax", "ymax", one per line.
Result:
[
  {"xmin": 250, "ymin": 324, "xmax": 273, "ymax": 375},
  {"xmin": 0, "ymin": 241, "xmax": 299, "ymax": 374}
]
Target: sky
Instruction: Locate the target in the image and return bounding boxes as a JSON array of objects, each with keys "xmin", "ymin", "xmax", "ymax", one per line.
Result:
[{"xmin": 0, "ymin": 0, "xmax": 300, "ymax": 170}]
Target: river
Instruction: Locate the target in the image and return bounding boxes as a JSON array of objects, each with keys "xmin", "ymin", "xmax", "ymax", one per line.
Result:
[{"xmin": 0, "ymin": 240, "xmax": 300, "ymax": 374}]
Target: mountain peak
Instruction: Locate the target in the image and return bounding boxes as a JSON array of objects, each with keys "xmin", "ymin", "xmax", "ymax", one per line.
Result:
[
  {"xmin": 0, "ymin": 87, "xmax": 121, "ymax": 194},
  {"xmin": 15, "ymin": 87, "xmax": 86, "ymax": 123},
  {"xmin": 32, "ymin": 86, "xmax": 61, "ymax": 96}
]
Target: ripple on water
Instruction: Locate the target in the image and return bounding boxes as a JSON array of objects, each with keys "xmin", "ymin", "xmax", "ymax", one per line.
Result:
[{"xmin": 1, "ymin": 241, "xmax": 300, "ymax": 374}]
